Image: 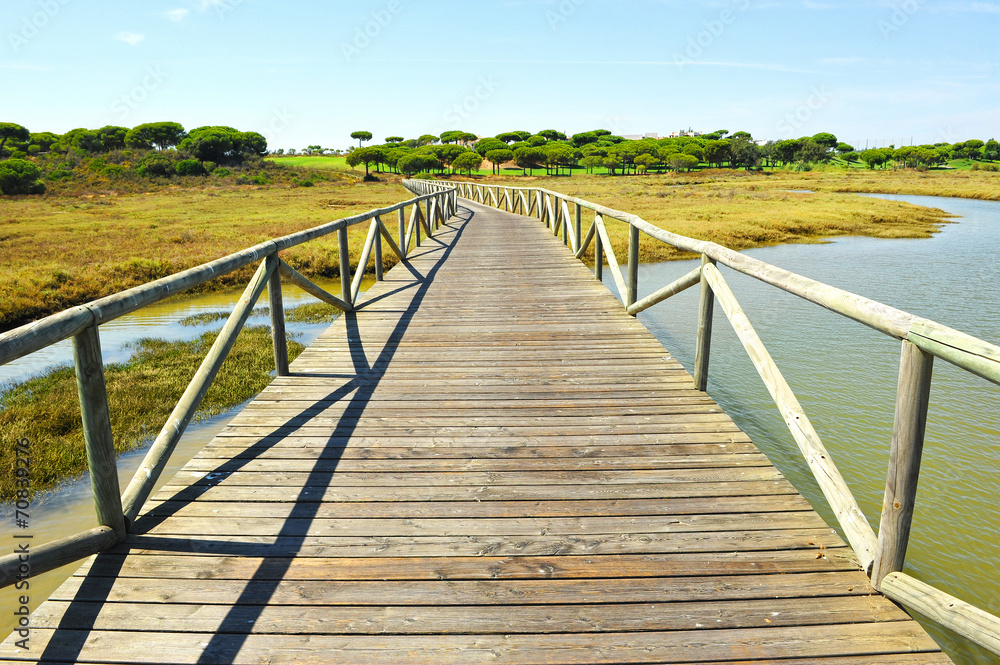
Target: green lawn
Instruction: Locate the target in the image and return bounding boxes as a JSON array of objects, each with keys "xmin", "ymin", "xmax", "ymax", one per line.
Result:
[{"xmin": 268, "ymin": 155, "xmax": 351, "ymax": 170}]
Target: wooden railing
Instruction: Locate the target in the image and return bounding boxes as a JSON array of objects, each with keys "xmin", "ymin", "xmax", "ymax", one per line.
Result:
[
  {"xmin": 0, "ymin": 182, "xmax": 458, "ymax": 587},
  {"xmin": 445, "ymin": 179, "xmax": 1000, "ymax": 656}
]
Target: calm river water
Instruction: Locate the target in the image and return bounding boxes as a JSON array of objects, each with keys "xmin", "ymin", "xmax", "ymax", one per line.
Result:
[
  {"xmin": 2, "ymin": 195, "xmax": 998, "ymax": 663},
  {"xmin": 624, "ymin": 194, "xmax": 999, "ymax": 664}
]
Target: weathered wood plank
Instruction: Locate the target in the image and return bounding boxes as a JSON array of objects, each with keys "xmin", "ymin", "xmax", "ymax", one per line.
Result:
[{"xmin": 0, "ymin": 623, "xmax": 944, "ymax": 665}]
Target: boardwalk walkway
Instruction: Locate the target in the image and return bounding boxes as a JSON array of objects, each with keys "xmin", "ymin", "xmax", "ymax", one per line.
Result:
[{"xmin": 1, "ymin": 201, "xmax": 951, "ymax": 664}]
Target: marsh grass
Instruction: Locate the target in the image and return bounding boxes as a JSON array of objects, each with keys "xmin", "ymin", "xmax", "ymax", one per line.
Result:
[
  {"xmin": 0, "ymin": 325, "xmax": 305, "ymax": 500},
  {"xmin": 179, "ymin": 302, "xmax": 340, "ymax": 327},
  {"xmin": 0, "ymin": 181, "xmax": 406, "ymax": 331},
  {"xmin": 487, "ymin": 171, "xmax": 961, "ymax": 264}
]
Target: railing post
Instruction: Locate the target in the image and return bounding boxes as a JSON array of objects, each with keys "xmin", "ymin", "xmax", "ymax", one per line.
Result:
[
  {"xmin": 374, "ymin": 218, "xmax": 384, "ymax": 281},
  {"xmin": 398, "ymin": 207, "xmax": 407, "ymax": 256},
  {"xmin": 872, "ymin": 340, "xmax": 934, "ymax": 588},
  {"xmin": 338, "ymin": 226, "xmax": 352, "ymax": 307},
  {"xmin": 693, "ymin": 254, "xmax": 716, "ymax": 392},
  {"xmin": 594, "ymin": 223, "xmax": 604, "ymax": 282},
  {"xmin": 562, "ymin": 202, "xmax": 569, "ymax": 247},
  {"xmin": 72, "ymin": 325, "xmax": 127, "ymax": 539},
  {"xmin": 415, "ymin": 201, "xmax": 422, "ymax": 247},
  {"xmin": 627, "ymin": 224, "xmax": 639, "ymax": 311},
  {"xmin": 575, "ymin": 203, "xmax": 582, "ymax": 254},
  {"xmin": 266, "ymin": 254, "xmax": 289, "ymax": 377}
]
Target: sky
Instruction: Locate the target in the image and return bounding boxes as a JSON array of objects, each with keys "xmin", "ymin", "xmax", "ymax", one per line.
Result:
[{"xmin": 1, "ymin": 0, "xmax": 997, "ymax": 151}]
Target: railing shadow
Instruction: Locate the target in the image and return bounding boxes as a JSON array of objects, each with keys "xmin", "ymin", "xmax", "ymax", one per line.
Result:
[{"xmin": 37, "ymin": 206, "xmax": 474, "ymax": 663}]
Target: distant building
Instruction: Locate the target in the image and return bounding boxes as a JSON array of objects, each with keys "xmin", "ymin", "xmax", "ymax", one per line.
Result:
[{"xmin": 622, "ymin": 133, "xmax": 660, "ymax": 140}]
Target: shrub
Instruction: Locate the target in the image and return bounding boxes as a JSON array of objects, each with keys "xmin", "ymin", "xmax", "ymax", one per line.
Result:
[
  {"xmin": 176, "ymin": 159, "xmax": 208, "ymax": 176},
  {"xmin": 0, "ymin": 158, "xmax": 46, "ymax": 195},
  {"xmin": 46, "ymin": 169, "xmax": 72, "ymax": 181},
  {"xmin": 213, "ymin": 167, "xmax": 232, "ymax": 177},
  {"xmin": 9, "ymin": 150, "xmax": 27, "ymax": 160},
  {"xmin": 136, "ymin": 153, "xmax": 175, "ymax": 177},
  {"xmin": 102, "ymin": 164, "xmax": 125, "ymax": 177},
  {"xmin": 203, "ymin": 161, "xmax": 217, "ymax": 173}
]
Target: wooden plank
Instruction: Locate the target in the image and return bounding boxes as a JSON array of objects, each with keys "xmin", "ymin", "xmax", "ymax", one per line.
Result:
[
  {"xmin": 24, "ymin": 594, "xmax": 908, "ymax": 634},
  {"xmin": 1, "ymin": 623, "xmax": 944, "ymax": 664}
]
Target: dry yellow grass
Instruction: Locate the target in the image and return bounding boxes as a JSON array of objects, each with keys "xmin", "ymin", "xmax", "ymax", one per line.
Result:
[
  {"xmin": 0, "ymin": 180, "xmax": 407, "ymax": 331},
  {"xmin": 483, "ymin": 170, "xmax": 960, "ymax": 262},
  {"xmin": 3, "ymin": 168, "xmax": 985, "ymax": 330}
]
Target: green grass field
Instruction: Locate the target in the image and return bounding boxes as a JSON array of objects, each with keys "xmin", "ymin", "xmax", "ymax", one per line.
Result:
[{"xmin": 269, "ymin": 155, "xmax": 352, "ymax": 171}]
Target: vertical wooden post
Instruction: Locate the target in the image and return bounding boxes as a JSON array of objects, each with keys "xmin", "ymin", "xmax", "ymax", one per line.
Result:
[
  {"xmin": 398, "ymin": 207, "xmax": 407, "ymax": 256},
  {"xmin": 416, "ymin": 202, "xmax": 423, "ymax": 247},
  {"xmin": 693, "ymin": 255, "xmax": 716, "ymax": 392},
  {"xmin": 872, "ymin": 340, "xmax": 934, "ymax": 588},
  {"xmin": 72, "ymin": 325, "xmax": 126, "ymax": 539},
  {"xmin": 266, "ymin": 254, "xmax": 288, "ymax": 377},
  {"xmin": 338, "ymin": 226, "xmax": 352, "ymax": 307},
  {"xmin": 562, "ymin": 201, "xmax": 569, "ymax": 246},
  {"xmin": 627, "ymin": 224, "xmax": 640, "ymax": 311},
  {"xmin": 574, "ymin": 203, "xmax": 582, "ymax": 254},
  {"xmin": 373, "ymin": 218, "xmax": 384, "ymax": 281},
  {"xmin": 595, "ymin": 224, "xmax": 604, "ymax": 282}
]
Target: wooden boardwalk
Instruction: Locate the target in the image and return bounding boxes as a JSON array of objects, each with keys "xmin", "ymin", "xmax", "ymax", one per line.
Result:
[{"xmin": 1, "ymin": 201, "xmax": 952, "ymax": 664}]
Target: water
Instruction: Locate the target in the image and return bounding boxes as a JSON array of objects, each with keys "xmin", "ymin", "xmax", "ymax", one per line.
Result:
[
  {"xmin": 0, "ymin": 276, "xmax": 369, "ymax": 639},
  {"xmin": 617, "ymin": 194, "xmax": 999, "ymax": 664}
]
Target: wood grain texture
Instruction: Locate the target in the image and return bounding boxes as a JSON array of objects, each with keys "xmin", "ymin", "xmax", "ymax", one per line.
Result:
[{"xmin": 0, "ymin": 199, "xmax": 951, "ymax": 664}]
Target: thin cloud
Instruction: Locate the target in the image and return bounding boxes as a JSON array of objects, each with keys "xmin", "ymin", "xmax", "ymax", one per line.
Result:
[
  {"xmin": 165, "ymin": 8, "xmax": 190, "ymax": 21},
  {"xmin": 116, "ymin": 31, "xmax": 145, "ymax": 46},
  {"xmin": 367, "ymin": 57, "xmax": 818, "ymax": 74}
]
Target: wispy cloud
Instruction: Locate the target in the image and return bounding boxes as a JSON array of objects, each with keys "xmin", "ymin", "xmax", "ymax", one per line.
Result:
[
  {"xmin": 939, "ymin": 1, "xmax": 1000, "ymax": 11},
  {"xmin": 165, "ymin": 8, "xmax": 190, "ymax": 21},
  {"xmin": 367, "ymin": 57, "xmax": 818, "ymax": 74},
  {"xmin": 116, "ymin": 31, "xmax": 145, "ymax": 46},
  {"xmin": 821, "ymin": 56, "xmax": 864, "ymax": 65}
]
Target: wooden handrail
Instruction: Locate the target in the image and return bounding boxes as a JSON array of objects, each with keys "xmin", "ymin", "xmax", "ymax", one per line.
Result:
[
  {"xmin": 0, "ymin": 184, "xmax": 458, "ymax": 587},
  {"xmin": 444, "ymin": 178, "xmax": 1000, "ymax": 656}
]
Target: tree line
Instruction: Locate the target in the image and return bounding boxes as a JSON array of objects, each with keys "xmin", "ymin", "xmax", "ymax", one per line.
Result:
[
  {"xmin": 331, "ymin": 128, "xmax": 999, "ymax": 178},
  {"xmin": 0, "ymin": 121, "xmax": 269, "ymax": 195}
]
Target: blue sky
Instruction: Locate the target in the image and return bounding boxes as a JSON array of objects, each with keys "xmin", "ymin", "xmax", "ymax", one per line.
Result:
[{"xmin": 2, "ymin": 0, "xmax": 997, "ymax": 151}]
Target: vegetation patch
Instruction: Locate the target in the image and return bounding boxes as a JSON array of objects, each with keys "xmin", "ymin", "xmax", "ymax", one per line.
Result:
[
  {"xmin": 0, "ymin": 183, "xmax": 403, "ymax": 331},
  {"xmin": 0, "ymin": 326, "xmax": 305, "ymax": 500},
  {"xmin": 488, "ymin": 171, "xmax": 958, "ymax": 264}
]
